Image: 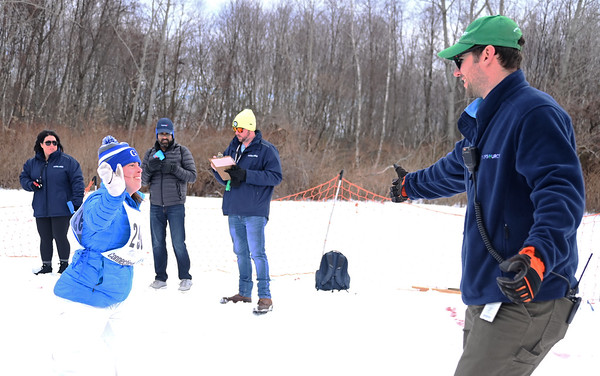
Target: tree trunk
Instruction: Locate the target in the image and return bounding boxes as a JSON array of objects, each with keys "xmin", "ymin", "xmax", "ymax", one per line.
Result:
[
  {"xmin": 145, "ymin": 0, "xmax": 171, "ymax": 128},
  {"xmin": 350, "ymin": 0, "xmax": 362, "ymax": 168},
  {"xmin": 375, "ymin": 1, "xmax": 396, "ymax": 167},
  {"xmin": 437, "ymin": 0, "xmax": 457, "ymax": 141}
]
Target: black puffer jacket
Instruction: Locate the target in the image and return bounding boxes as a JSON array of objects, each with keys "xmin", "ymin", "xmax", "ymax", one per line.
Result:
[{"xmin": 141, "ymin": 141, "xmax": 197, "ymax": 206}]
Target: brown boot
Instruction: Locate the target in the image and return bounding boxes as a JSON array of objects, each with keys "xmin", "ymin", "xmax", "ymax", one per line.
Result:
[
  {"xmin": 255, "ymin": 298, "xmax": 273, "ymax": 313},
  {"xmin": 220, "ymin": 294, "xmax": 251, "ymax": 304}
]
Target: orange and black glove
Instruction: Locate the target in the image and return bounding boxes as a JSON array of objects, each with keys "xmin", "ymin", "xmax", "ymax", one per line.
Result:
[
  {"xmin": 390, "ymin": 164, "xmax": 408, "ymax": 203},
  {"xmin": 496, "ymin": 246, "xmax": 545, "ymax": 303}
]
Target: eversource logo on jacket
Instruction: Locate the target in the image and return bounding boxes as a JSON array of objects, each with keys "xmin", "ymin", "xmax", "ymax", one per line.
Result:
[{"xmin": 481, "ymin": 153, "xmax": 500, "ymax": 160}]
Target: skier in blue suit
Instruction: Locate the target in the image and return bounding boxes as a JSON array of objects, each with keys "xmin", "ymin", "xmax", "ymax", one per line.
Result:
[{"xmin": 52, "ymin": 136, "xmax": 144, "ymax": 375}]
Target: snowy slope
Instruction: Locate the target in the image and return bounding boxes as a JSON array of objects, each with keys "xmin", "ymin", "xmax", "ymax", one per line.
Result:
[{"xmin": 0, "ymin": 189, "xmax": 597, "ymax": 375}]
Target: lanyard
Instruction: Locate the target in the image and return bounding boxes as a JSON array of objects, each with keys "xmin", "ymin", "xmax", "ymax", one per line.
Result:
[{"xmin": 234, "ymin": 144, "xmax": 245, "ymax": 164}]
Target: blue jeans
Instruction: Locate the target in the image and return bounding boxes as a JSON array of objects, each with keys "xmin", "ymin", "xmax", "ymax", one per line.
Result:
[
  {"xmin": 228, "ymin": 215, "xmax": 271, "ymax": 298},
  {"xmin": 150, "ymin": 204, "xmax": 191, "ymax": 281}
]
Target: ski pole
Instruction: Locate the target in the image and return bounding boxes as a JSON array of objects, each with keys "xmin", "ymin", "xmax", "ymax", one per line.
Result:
[{"xmin": 322, "ymin": 170, "xmax": 344, "ymax": 254}]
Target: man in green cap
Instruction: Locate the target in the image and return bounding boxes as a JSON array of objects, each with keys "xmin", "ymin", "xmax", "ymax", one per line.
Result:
[{"xmin": 390, "ymin": 15, "xmax": 585, "ymax": 375}]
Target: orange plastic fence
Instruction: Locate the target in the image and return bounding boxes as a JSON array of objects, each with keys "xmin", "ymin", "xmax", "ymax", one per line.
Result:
[{"xmin": 274, "ymin": 175, "xmax": 390, "ymax": 202}]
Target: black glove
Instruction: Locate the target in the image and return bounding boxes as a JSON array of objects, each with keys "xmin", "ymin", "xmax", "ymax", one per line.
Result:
[
  {"xmin": 33, "ymin": 177, "xmax": 43, "ymax": 190},
  {"xmin": 147, "ymin": 157, "xmax": 162, "ymax": 173},
  {"xmin": 389, "ymin": 164, "xmax": 408, "ymax": 203},
  {"xmin": 161, "ymin": 162, "xmax": 177, "ymax": 174},
  {"xmin": 226, "ymin": 165, "xmax": 246, "ymax": 187},
  {"xmin": 496, "ymin": 247, "xmax": 545, "ymax": 304}
]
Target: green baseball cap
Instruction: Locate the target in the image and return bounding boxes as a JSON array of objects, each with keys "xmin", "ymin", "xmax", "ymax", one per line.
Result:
[{"xmin": 438, "ymin": 15, "xmax": 522, "ymax": 59}]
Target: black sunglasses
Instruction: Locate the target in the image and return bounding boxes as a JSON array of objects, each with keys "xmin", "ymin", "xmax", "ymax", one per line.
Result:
[
  {"xmin": 44, "ymin": 140, "xmax": 57, "ymax": 146},
  {"xmin": 453, "ymin": 45, "xmax": 484, "ymax": 70}
]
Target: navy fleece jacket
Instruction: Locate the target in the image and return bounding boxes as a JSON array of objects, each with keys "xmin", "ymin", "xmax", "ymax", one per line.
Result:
[{"xmin": 404, "ymin": 70, "xmax": 585, "ymax": 305}]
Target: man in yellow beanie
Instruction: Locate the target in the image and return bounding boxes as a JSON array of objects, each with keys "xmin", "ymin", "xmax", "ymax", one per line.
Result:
[{"xmin": 212, "ymin": 109, "xmax": 282, "ymax": 315}]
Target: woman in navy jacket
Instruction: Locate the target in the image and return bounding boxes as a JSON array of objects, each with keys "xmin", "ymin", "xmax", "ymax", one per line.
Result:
[{"xmin": 19, "ymin": 130, "xmax": 84, "ymax": 275}]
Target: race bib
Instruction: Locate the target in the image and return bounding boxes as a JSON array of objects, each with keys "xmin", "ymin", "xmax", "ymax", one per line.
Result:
[
  {"xmin": 70, "ymin": 200, "xmax": 144, "ymax": 265},
  {"xmin": 101, "ymin": 203, "xmax": 144, "ymax": 265}
]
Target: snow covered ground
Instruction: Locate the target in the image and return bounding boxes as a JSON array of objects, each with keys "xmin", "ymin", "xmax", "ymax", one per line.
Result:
[{"xmin": 0, "ymin": 188, "xmax": 597, "ymax": 375}]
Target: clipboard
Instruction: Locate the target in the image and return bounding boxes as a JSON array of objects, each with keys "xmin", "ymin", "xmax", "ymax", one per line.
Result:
[{"xmin": 210, "ymin": 156, "xmax": 236, "ymax": 180}]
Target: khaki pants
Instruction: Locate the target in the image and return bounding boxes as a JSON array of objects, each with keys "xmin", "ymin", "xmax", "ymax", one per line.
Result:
[{"xmin": 454, "ymin": 298, "xmax": 573, "ymax": 376}]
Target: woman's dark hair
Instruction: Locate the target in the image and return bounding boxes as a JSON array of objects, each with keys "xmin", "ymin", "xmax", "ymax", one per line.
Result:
[
  {"xmin": 131, "ymin": 192, "xmax": 143, "ymax": 204},
  {"xmin": 34, "ymin": 130, "xmax": 63, "ymax": 155},
  {"xmin": 472, "ymin": 36, "xmax": 525, "ymax": 70}
]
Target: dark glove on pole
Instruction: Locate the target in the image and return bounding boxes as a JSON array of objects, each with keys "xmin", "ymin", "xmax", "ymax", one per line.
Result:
[
  {"xmin": 226, "ymin": 165, "xmax": 247, "ymax": 187},
  {"xmin": 389, "ymin": 164, "xmax": 408, "ymax": 203},
  {"xmin": 496, "ymin": 247, "xmax": 545, "ymax": 303}
]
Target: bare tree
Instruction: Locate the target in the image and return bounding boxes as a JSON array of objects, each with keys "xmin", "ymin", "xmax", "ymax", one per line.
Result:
[
  {"xmin": 435, "ymin": 0, "xmax": 459, "ymax": 142},
  {"xmin": 123, "ymin": 3, "xmax": 158, "ymax": 137},
  {"xmin": 559, "ymin": 0, "xmax": 585, "ymax": 97},
  {"xmin": 375, "ymin": 0, "xmax": 397, "ymax": 167},
  {"xmin": 145, "ymin": 0, "xmax": 172, "ymax": 128},
  {"xmin": 0, "ymin": 0, "xmax": 598, "ymax": 191},
  {"xmin": 350, "ymin": 0, "xmax": 363, "ymax": 168}
]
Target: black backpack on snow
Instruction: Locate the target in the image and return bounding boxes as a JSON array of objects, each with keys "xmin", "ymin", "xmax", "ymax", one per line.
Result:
[{"xmin": 315, "ymin": 251, "xmax": 350, "ymax": 291}]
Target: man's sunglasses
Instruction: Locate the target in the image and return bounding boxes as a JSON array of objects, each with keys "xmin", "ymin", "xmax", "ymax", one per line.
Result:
[
  {"xmin": 44, "ymin": 140, "xmax": 58, "ymax": 146},
  {"xmin": 453, "ymin": 45, "xmax": 484, "ymax": 70},
  {"xmin": 233, "ymin": 126, "xmax": 245, "ymax": 133}
]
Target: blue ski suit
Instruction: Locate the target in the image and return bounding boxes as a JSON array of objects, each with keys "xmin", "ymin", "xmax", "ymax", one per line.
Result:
[{"xmin": 54, "ymin": 187, "xmax": 142, "ymax": 308}]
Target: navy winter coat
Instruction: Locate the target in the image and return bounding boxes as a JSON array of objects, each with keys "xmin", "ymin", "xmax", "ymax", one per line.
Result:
[
  {"xmin": 404, "ymin": 70, "xmax": 585, "ymax": 305},
  {"xmin": 213, "ymin": 130, "xmax": 282, "ymax": 218},
  {"xmin": 20, "ymin": 150, "xmax": 84, "ymax": 217}
]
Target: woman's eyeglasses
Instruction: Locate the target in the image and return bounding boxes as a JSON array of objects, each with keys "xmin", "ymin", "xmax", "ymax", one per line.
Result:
[
  {"xmin": 44, "ymin": 140, "xmax": 58, "ymax": 146},
  {"xmin": 233, "ymin": 127, "xmax": 245, "ymax": 133}
]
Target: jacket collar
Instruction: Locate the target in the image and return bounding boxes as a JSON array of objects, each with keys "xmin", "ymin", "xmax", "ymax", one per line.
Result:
[
  {"xmin": 459, "ymin": 69, "xmax": 528, "ymax": 143},
  {"xmin": 36, "ymin": 149, "xmax": 62, "ymax": 162}
]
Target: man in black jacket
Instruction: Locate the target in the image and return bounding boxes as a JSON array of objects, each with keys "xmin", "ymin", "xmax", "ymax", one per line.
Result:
[{"xmin": 141, "ymin": 118, "xmax": 197, "ymax": 291}]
